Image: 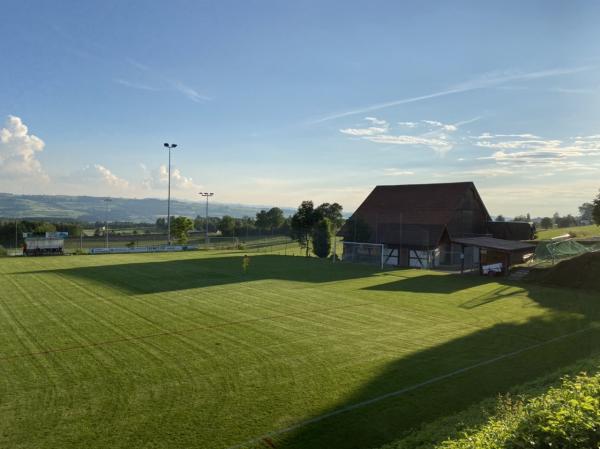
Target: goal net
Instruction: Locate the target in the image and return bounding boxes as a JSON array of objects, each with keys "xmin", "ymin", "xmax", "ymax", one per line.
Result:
[{"xmin": 342, "ymin": 241, "xmax": 384, "ymax": 269}]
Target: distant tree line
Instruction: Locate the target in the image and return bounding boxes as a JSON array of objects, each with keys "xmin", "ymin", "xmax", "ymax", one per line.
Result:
[
  {"xmin": 495, "ymin": 190, "xmax": 600, "ymax": 230},
  {"xmin": 0, "ymin": 220, "xmax": 84, "ymax": 247},
  {"xmin": 154, "ymin": 207, "xmax": 293, "ymax": 241}
]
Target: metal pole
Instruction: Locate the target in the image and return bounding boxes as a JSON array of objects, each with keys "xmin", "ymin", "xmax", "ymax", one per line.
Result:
[
  {"xmin": 167, "ymin": 147, "xmax": 171, "ymax": 245},
  {"xmin": 15, "ymin": 218, "xmax": 18, "ymax": 256},
  {"xmin": 205, "ymin": 195, "xmax": 209, "ymax": 244}
]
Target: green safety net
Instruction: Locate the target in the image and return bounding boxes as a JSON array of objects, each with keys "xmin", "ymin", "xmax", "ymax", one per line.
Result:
[{"xmin": 534, "ymin": 239, "xmax": 599, "ymax": 262}]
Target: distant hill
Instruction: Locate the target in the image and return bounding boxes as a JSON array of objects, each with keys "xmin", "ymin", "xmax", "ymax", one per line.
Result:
[{"xmin": 0, "ymin": 193, "xmax": 296, "ymax": 223}]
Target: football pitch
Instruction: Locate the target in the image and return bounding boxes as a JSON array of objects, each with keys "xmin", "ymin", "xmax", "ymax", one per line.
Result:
[{"xmin": 1, "ymin": 251, "xmax": 599, "ymax": 449}]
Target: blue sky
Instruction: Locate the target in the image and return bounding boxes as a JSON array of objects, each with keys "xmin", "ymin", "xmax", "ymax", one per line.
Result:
[{"xmin": 1, "ymin": 0, "xmax": 600, "ymax": 217}]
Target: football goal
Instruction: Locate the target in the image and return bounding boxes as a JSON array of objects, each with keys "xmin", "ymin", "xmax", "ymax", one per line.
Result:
[{"xmin": 342, "ymin": 241, "xmax": 384, "ymax": 269}]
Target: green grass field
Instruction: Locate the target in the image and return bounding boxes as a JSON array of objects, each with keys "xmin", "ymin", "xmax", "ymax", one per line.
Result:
[
  {"xmin": 1, "ymin": 251, "xmax": 599, "ymax": 449},
  {"xmin": 536, "ymin": 224, "xmax": 600, "ymax": 240}
]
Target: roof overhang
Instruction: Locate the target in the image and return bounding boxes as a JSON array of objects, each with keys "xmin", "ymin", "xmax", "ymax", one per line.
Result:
[{"xmin": 451, "ymin": 236, "xmax": 536, "ymax": 253}]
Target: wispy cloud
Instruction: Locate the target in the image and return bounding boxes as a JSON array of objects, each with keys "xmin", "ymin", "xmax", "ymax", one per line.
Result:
[
  {"xmin": 114, "ymin": 79, "xmax": 161, "ymax": 91},
  {"xmin": 340, "ymin": 117, "xmax": 472, "ymax": 154},
  {"xmin": 170, "ymin": 80, "xmax": 211, "ymax": 103},
  {"xmin": 122, "ymin": 58, "xmax": 212, "ymax": 103},
  {"xmin": 383, "ymin": 168, "xmax": 415, "ymax": 176},
  {"xmin": 308, "ymin": 65, "xmax": 593, "ymax": 124},
  {"xmin": 475, "ymin": 133, "xmax": 600, "ymax": 173}
]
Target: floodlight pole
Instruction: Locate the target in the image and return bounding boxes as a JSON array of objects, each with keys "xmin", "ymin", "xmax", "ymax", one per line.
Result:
[
  {"xmin": 163, "ymin": 143, "xmax": 178, "ymax": 245},
  {"xmin": 104, "ymin": 198, "xmax": 112, "ymax": 249},
  {"xmin": 199, "ymin": 192, "xmax": 214, "ymax": 245}
]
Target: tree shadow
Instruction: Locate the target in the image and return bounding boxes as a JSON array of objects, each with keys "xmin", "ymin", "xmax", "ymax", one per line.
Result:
[
  {"xmin": 21, "ymin": 255, "xmax": 382, "ymax": 294},
  {"xmin": 263, "ymin": 280, "xmax": 600, "ymax": 449}
]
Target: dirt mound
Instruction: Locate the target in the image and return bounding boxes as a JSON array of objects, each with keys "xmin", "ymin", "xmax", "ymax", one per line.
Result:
[{"xmin": 526, "ymin": 251, "xmax": 600, "ymax": 291}]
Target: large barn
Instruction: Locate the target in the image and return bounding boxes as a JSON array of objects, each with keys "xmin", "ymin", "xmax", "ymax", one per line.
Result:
[{"xmin": 339, "ymin": 182, "xmax": 535, "ymax": 270}]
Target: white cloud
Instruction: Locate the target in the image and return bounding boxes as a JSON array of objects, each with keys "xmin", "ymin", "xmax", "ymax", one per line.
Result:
[
  {"xmin": 422, "ymin": 120, "xmax": 457, "ymax": 132},
  {"xmin": 364, "ymin": 117, "xmax": 388, "ymax": 126},
  {"xmin": 474, "ymin": 133, "xmax": 540, "ymax": 139},
  {"xmin": 340, "ymin": 126, "xmax": 389, "ymax": 136},
  {"xmin": 143, "ymin": 164, "xmax": 201, "ymax": 192},
  {"xmin": 475, "ymin": 134, "xmax": 600, "ymax": 171},
  {"xmin": 383, "ymin": 168, "xmax": 415, "ymax": 176},
  {"xmin": 339, "ymin": 117, "xmax": 466, "ymax": 154},
  {"xmin": 91, "ymin": 164, "xmax": 129, "ymax": 188},
  {"xmin": 366, "ymin": 134, "xmax": 453, "ymax": 153},
  {"xmin": 0, "ymin": 115, "xmax": 47, "ymax": 179}
]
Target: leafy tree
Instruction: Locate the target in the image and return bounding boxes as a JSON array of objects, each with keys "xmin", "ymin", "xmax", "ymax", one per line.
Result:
[
  {"xmin": 236, "ymin": 216, "xmax": 256, "ymax": 237},
  {"xmin": 578, "ymin": 202, "xmax": 594, "ymax": 223},
  {"xmin": 218, "ymin": 215, "xmax": 236, "ymax": 237},
  {"xmin": 540, "ymin": 217, "xmax": 553, "ymax": 229},
  {"xmin": 315, "ymin": 202, "xmax": 344, "ymax": 229},
  {"xmin": 266, "ymin": 207, "xmax": 285, "ymax": 234},
  {"xmin": 155, "ymin": 217, "xmax": 167, "ymax": 230},
  {"xmin": 495, "ymin": 215, "xmax": 506, "ymax": 222},
  {"xmin": 171, "ymin": 216, "xmax": 193, "ymax": 244},
  {"xmin": 312, "ymin": 218, "xmax": 332, "ymax": 258},
  {"xmin": 592, "ymin": 190, "xmax": 600, "ymax": 226},
  {"xmin": 291, "ymin": 201, "xmax": 319, "ymax": 256},
  {"xmin": 513, "ymin": 214, "xmax": 529, "ymax": 222},
  {"xmin": 345, "ymin": 215, "xmax": 371, "ymax": 242},
  {"xmin": 255, "ymin": 210, "xmax": 270, "ymax": 234},
  {"xmin": 34, "ymin": 222, "xmax": 57, "ymax": 234},
  {"xmin": 556, "ymin": 214, "xmax": 577, "ymax": 228}
]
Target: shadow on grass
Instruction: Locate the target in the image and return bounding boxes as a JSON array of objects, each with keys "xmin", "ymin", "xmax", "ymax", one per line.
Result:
[
  {"xmin": 366, "ymin": 273, "xmax": 492, "ymax": 294},
  {"xmin": 22, "ymin": 255, "xmax": 383, "ymax": 294},
  {"xmin": 274, "ymin": 316, "xmax": 600, "ymax": 449},
  {"xmin": 265, "ymin": 279, "xmax": 600, "ymax": 449}
]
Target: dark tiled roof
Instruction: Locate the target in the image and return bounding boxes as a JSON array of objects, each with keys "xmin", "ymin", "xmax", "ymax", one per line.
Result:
[
  {"xmin": 355, "ymin": 182, "xmax": 480, "ymax": 225},
  {"xmin": 339, "ymin": 182, "xmax": 490, "ymax": 247}
]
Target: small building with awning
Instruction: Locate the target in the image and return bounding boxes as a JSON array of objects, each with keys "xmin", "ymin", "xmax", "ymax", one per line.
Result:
[{"xmin": 451, "ymin": 236, "xmax": 536, "ymax": 274}]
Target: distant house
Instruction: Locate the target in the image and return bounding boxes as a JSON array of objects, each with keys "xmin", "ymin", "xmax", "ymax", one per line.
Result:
[{"xmin": 339, "ymin": 182, "xmax": 534, "ymax": 270}]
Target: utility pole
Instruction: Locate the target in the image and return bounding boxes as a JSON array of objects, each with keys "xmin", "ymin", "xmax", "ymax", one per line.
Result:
[
  {"xmin": 199, "ymin": 192, "xmax": 214, "ymax": 245},
  {"xmin": 163, "ymin": 143, "xmax": 178, "ymax": 245},
  {"xmin": 15, "ymin": 218, "xmax": 18, "ymax": 256}
]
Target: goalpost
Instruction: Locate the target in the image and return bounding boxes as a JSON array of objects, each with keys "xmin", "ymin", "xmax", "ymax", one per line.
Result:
[{"xmin": 342, "ymin": 241, "xmax": 384, "ymax": 269}]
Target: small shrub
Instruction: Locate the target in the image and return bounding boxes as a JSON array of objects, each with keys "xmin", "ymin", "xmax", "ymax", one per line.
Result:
[{"xmin": 0, "ymin": 245, "xmax": 7, "ymax": 257}]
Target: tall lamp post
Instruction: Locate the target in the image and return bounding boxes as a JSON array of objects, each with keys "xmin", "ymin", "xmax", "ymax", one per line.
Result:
[
  {"xmin": 104, "ymin": 197, "xmax": 112, "ymax": 249},
  {"xmin": 163, "ymin": 143, "xmax": 178, "ymax": 245},
  {"xmin": 199, "ymin": 192, "xmax": 214, "ymax": 245}
]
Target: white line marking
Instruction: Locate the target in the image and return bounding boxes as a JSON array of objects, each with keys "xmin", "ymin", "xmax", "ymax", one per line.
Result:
[{"xmin": 226, "ymin": 324, "xmax": 598, "ymax": 449}]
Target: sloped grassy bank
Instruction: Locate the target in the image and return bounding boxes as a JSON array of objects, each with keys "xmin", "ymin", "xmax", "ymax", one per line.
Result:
[{"xmin": 378, "ymin": 354, "xmax": 600, "ymax": 449}]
